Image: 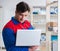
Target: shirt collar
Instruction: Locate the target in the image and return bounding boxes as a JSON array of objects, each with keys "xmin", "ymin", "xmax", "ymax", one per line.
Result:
[
  {"xmin": 11, "ymin": 17, "xmax": 20, "ymax": 25},
  {"xmin": 11, "ymin": 17, "xmax": 25, "ymax": 25}
]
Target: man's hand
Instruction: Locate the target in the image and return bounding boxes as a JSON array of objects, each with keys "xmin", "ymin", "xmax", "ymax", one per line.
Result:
[{"xmin": 29, "ymin": 46, "xmax": 39, "ymax": 51}]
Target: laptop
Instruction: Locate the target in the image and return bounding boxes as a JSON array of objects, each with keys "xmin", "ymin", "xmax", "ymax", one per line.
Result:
[{"xmin": 16, "ymin": 29, "xmax": 41, "ymax": 46}]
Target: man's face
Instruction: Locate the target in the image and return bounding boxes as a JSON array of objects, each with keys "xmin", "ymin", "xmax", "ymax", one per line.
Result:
[{"xmin": 15, "ymin": 11, "xmax": 29, "ymax": 23}]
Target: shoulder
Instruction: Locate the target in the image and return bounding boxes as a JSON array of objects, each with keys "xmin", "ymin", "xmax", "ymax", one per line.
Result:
[
  {"xmin": 2, "ymin": 20, "xmax": 15, "ymax": 36},
  {"xmin": 3, "ymin": 20, "xmax": 14, "ymax": 30}
]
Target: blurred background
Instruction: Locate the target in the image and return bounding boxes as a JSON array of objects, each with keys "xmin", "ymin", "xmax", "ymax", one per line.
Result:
[{"xmin": 0, "ymin": 0, "xmax": 58, "ymax": 51}]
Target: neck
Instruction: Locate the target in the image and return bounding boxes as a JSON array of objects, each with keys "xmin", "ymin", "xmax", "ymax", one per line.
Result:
[{"xmin": 14, "ymin": 16, "xmax": 25, "ymax": 23}]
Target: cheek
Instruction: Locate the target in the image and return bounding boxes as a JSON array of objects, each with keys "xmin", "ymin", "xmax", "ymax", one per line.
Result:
[
  {"xmin": 16, "ymin": 15, "xmax": 20, "ymax": 20},
  {"xmin": 19, "ymin": 15, "xmax": 23, "ymax": 19},
  {"xmin": 18, "ymin": 16, "xmax": 23, "ymax": 21}
]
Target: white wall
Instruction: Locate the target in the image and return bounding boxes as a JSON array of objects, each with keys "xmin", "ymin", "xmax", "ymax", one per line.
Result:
[
  {"xmin": 0, "ymin": 7, "xmax": 5, "ymax": 47},
  {"xmin": 0, "ymin": 0, "xmax": 2, "ymax": 6}
]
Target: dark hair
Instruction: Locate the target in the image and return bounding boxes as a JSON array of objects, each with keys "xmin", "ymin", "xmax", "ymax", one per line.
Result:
[{"xmin": 16, "ymin": 1, "xmax": 30, "ymax": 13}]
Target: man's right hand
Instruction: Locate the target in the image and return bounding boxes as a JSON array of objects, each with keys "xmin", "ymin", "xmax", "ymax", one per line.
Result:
[{"xmin": 29, "ymin": 46, "xmax": 39, "ymax": 51}]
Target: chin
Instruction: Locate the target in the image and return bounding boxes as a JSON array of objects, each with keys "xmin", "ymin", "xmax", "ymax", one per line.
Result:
[{"xmin": 20, "ymin": 20, "xmax": 24, "ymax": 23}]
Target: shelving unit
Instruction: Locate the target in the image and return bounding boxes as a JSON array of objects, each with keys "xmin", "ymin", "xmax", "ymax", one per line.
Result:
[
  {"xmin": 30, "ymin": 6, "xmax": 47, "ymax": 51},
  {"xmin": 31, "ymin": 6, "xmax": 46, "ymax": 33},
  {"xmin": 50, "ymin": 2, "xmax": 58, "ymax": 35},
  {"xmin": 46, "ymin": 0, "xmax": 58, "ymax": 51}
]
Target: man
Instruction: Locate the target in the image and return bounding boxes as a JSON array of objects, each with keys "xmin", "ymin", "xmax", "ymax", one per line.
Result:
[{"xmin": 2, "ymin": 1, "xmax": 38, "ymax": 51}]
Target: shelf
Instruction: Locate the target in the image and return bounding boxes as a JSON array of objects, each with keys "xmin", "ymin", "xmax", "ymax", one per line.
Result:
[
  {"xmin": 50, "ymin": 14, "xmax": 58, "ymax": 17},
  {"xmin": 49, "ymin": 31, "xmax": 58, "ymax": 35},
  {"xmin": 33, "ymin": 13, "xmax": 46, "ymax": 15},
  {"xmin": 51, "ymin": 33, "xmax": 58, "ymax": 36},
  {"xmin": 33, "ymin": 23, "xmax": 46, "ymax": 26},
  {"xmin": 33, "ymin": 26, "xmax": 46, "ymax": 30},
  {"xmin": 33, "ymin": 14, "xmax": 46, "ymax": 18},
  {"xmin": 50, "ymin": 20, "xmax": 58, "ymax": 22},
  {"xmin": 51, "ymin": 34, "xmax": 58, "ymax": 36}
]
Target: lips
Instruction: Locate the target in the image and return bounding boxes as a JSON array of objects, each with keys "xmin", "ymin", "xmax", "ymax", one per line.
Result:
[{"xmin": 20, "ymin": 18, "xmax": 23, "ymax": 20}]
